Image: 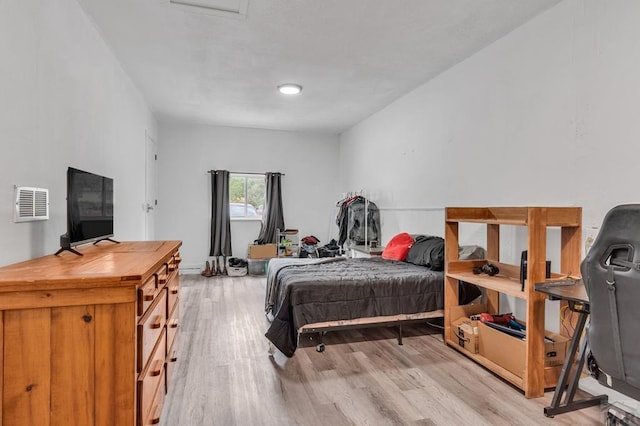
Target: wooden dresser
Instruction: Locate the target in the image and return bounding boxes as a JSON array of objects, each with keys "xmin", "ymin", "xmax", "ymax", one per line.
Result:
[{"xmin": 0, "ymin": 240, "xmax": 182, "ymax": 426}]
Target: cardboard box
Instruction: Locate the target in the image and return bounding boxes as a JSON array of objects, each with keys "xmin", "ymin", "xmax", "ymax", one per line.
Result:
[
  {"xmin": 452, "ymin": 317, "xmax": 480, "ymax": 353},
  {"xmin": 248, "ymin": 244, "xmax": 277, "ymax": 259},
  {"xmin": 449, "ymin": 304, "xmax": 486, "ymax": 354},
  {"xmin": 478, "ymin": 321, "xmax": 569, "ymax": 378}
]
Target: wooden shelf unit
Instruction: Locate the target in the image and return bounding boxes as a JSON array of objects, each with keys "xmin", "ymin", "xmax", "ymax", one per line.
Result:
[
  {"xmin": 277, "ymin": 229, "xmax": 299, "ymax": 258},
  {"xmin": 444, "ymin": 206, "xmax": 582, "ymax": 398},
  {"xmin": 0, "ymin": 240, "xmax": 182, "ymax": 425}
]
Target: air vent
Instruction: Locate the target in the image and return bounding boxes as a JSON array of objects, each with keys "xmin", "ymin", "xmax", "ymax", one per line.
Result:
[
  {"xmin": 14, "ymin": 187, "xmax": 49, "ymax": 222},
  {"xmin": 166, "ymin": 0, "xmax": 248, "ymax": 18}
]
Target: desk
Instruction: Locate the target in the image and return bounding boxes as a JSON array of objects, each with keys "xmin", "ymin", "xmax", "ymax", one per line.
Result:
[{"xmin": 535, "ymin": 280, "xmax": 608, "ymax": 416}]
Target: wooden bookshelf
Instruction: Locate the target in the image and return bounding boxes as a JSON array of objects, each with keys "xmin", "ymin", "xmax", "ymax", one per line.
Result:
[{"xmin": 444, "ymin": 206, "xmax": 582, "ymax": 398}]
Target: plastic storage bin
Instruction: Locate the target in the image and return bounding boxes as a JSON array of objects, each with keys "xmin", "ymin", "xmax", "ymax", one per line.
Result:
[
  {"xmin": 227, "ymin": 266, "xmax": 247, "ymax": 277},
  {"xmin": 248, "ymin": 258, "xmax": 268, "ymax": 275}
]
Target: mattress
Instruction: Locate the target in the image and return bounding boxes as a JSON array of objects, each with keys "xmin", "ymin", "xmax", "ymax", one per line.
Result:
[{"xmin": 264, "ymin": 257, "xmax": 445, "ymax": 357}]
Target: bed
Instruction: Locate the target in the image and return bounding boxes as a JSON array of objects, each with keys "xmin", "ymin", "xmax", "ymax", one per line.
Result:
[{"xmin": 264, "ymin": 241, "xmax": 483, "ymax": 357}]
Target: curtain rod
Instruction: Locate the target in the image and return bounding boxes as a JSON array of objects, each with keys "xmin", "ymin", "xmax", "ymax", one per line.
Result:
[{"xmin": 207, "ymin": 170, "xmax": 285, "ymax": 176}]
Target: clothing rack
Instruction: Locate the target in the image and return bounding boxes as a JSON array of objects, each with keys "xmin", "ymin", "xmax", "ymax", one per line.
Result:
[
  {"xmin": 336, "ymin": 191, "xmax": 379, "ymax": 250},
  {"xmin": 336, "ymin": 189, "xmax": 366, "ymax": 206}
]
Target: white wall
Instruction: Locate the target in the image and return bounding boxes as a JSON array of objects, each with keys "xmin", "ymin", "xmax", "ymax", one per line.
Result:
[
  {"xmin": 338, "ymin": 0, "xmax": 640, "ymax": 327},
  {"xmin": 341, "ymin": 0, "xmax": 640, "ymax": 248},
  {"xmin": 0, "ymin": 0, "xmax": 156, "ymax": 266},
  {"xmin": 156, "ymin": 122, "xmax": 339, "ymax": 271}
]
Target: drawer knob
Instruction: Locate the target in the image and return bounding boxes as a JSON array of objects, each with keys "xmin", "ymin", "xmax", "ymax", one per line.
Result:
[
  {"xmin": 151, "ymin": 405, "xmax": 162, "ymax": 424},
  {"xmin": 144, "ymin": 293, "xmax": 155, "ymax": 301},
  {"xmin": 169, "ymin": 319, "xmax": 179, "ymax": 329},
  {"xmin": 150, "ymin": 359, "xmax": 163, "ymax": 377},
  {"xmin": 150, "ymin": 315, "xmax": 163, "ymax": 329},
  {"xmin": 170, "ymin": 351, "xmax": 178, "ymax": 362},
  {"xmin": 156, "ymin": 271, "xmax": 167, "ymax": 284}
]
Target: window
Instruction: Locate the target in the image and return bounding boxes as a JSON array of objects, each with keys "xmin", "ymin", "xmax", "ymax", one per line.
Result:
[{"xmin": 229, "ymin": 174, "xmax": 265, "ymax": 219}]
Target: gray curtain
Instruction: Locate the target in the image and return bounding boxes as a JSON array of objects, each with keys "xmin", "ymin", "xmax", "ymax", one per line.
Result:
[
  {"xmin": 255, "ymin": 172, "xmax": 285, "ymax": 244},
  {"xmin": 209, "ymin": 170, "xmax": 232, "ymax": 256}
]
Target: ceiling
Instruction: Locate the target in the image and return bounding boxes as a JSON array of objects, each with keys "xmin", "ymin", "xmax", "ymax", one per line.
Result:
[{"xmin": 76, "ymin": 0, "xmax": 562, "ymax": 134}]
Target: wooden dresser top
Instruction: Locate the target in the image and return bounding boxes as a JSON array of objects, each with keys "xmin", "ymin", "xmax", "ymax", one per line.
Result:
[{"xmin": 0, "ymin": 240, "xmax": 182, "ymax": 292}]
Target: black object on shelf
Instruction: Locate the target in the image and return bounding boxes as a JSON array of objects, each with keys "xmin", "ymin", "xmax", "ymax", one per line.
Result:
[
  {"xmin": 472, "ymin": 263, "xmax": 500, "ymax": 276},
  {"xmin": 484, "ymin": 321, "xmax": 526, "ymax": 340},
  {"xmin": 484, "ymin": 319, "xmax": 555, "ymax": 343},
  {"xmin": 520, "ymin": 250, "xmax": 551, "ymax": 291}
]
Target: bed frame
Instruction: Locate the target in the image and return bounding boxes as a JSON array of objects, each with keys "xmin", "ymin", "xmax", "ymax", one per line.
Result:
[{"xmin": 298, "ymin": 309, "xmax": 444, "ymax": 352}]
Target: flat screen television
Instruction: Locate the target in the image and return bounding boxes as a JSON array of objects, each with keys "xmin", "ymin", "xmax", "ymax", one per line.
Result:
[{"xmin": 56, "ymin": 167, "xmax": 115, "ymax": 255}]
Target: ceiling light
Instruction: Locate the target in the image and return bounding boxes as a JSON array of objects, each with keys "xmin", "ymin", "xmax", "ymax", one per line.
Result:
[{"xmin": 278, "ymin": 84, "xmax": 302, "ymax": 95}]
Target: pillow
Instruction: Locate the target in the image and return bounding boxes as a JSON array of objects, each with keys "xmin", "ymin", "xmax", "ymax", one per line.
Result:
[
  {"xmin": 381, "ymin": 233, "xmax": 414, "ymax": 261},
  {"xmin": 459, "ymin": 245, "xmax": 485, "ymax": 260},
  {"xmin": 405, "ymin": 235, "xmax": 445, "ymax": 270}
]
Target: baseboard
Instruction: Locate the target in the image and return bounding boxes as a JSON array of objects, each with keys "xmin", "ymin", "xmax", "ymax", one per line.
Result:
[{"xmin": 179, "ymin": 263, "xmax": 202, "ymax": 274}]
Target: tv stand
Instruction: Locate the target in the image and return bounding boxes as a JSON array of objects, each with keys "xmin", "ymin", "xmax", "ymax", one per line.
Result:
[
  {"xmin": 54, "ymin": 246, "xmax": 83, "ymax": 256},
  {"xmin": 55, "ymin": 233, "xmax": 83, "ymax": 256},
  {"xmin": 0, "ymin": 240, "xmax": 183, "ymax": 425},
  {"xmin": 93, "ymin": 237, "xmax": 120, "ymax": 245}
]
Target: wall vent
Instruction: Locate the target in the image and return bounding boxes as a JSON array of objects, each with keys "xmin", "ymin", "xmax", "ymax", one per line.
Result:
[{"xmin": 14, "ymin": 187, "xmax": 49, "ymax": 222}]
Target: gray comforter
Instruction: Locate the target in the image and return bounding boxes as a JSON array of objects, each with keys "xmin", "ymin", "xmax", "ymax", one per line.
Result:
[
  {"xmin": 264, "ymin": 256, "xmax": 345, "ymax": 316},
  {"xmin": 265, "ymin": 257, "xmax": 444, "ymax": 357}
]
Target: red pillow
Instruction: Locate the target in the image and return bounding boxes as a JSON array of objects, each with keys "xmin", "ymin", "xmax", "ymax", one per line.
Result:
[{"xmin": 381, "ymin": 233, "xmax": 414, "ymax": 261}]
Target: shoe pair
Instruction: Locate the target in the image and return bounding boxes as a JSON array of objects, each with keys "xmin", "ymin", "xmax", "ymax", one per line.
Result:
[
  {"xmin": 201, "ymin": 260, "xmax": 214, "ymax": 277},
  {"xmin": 201, "ymin": 258, "xmax": 228, "ymax": 277}
]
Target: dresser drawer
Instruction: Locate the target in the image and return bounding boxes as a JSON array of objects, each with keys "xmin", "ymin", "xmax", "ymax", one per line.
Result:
[
  {"xmin": 156, "ymin": 263, "xmax": 169, "ymax": 286},
  {"xmin": 167, "ymin": 275, "xmax": 179, "ymax": 316},
  {"xmin": 138, "ymin": 261, "xmax": 169, "ymax": 318},
  {"xmin": 138, "ymin": 334, "xmax": 166, "ymax": 426},
  {"xmin": 167, "ymin": 255, "xmax": 178, "ymax": 273},
  {"xmin": 173, "ymin": 252, "xmax": 182, "ymax": 267},
  {"xmin": 144, "ymin": 375, "xmax": 166, "ymax": 426},
  {"xmin": 167, "ymin": 302, "xmax": 179, "ymax": 353},
  {"xmin": 138, "ymin": 290, "xmax": 167, "ymax": 372},
  {"xmin": 166, "ymin": 338, "xmax": 178, "ymax": 392},
  {"xmin": 137, "ymin": 275, "xmax": 159, "ymax": 316}
]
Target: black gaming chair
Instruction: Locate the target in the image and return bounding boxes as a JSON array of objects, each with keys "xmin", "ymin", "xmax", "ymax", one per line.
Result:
[{"xmin": 582, "ymin": 204, "xmax": 640, "ymax": 399}]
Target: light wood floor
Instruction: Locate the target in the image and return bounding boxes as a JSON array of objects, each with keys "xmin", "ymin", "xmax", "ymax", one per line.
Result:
[{"xmin": 160, "ymin": 274, "xmax": 606, "ymax": 425}]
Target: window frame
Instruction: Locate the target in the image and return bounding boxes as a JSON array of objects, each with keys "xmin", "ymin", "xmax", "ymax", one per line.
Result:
[{"xmin": 229, "ymin": 173, "xmax": 265, "ymax": 221}]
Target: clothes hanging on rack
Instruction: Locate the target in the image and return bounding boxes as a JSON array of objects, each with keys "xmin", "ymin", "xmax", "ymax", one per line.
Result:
[{"xmin": 335, "ymin": 195, "xmax": 380, "ymax": 247}]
